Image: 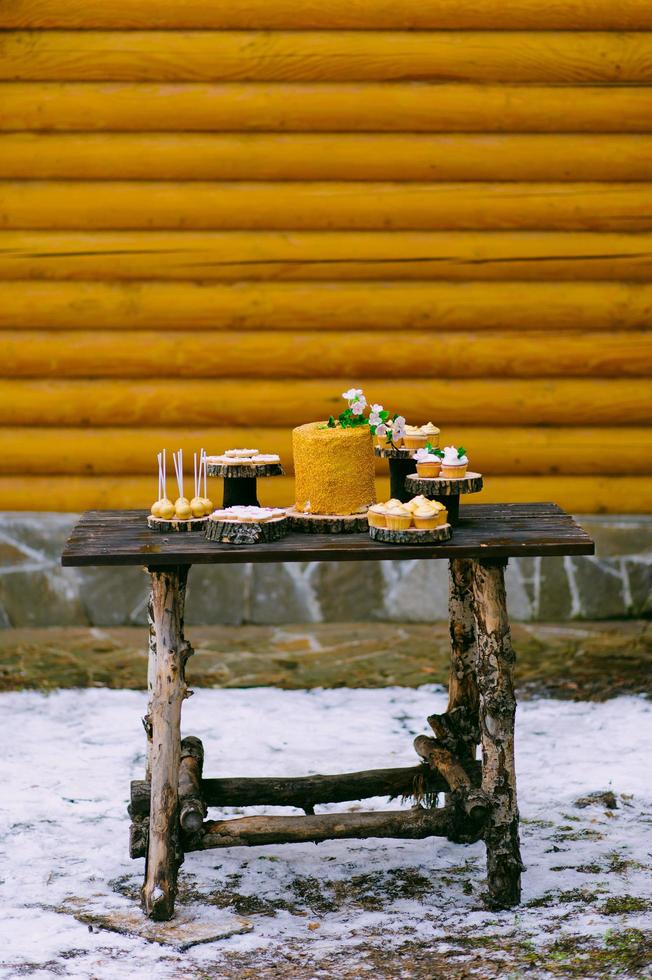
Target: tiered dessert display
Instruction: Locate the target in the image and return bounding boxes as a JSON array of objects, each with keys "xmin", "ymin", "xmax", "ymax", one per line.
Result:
[
  {"xmin": 148, "ymin": 449, "xmax": 213, "ymax": 532},
  {"xmin": 143, "ymin": 388, "xmax": 480, "ymax": 546},
  {"xmin": 287, "ymin": 388, "xmax": 381, "ymax": 532},
  {"xmin": 205, "ymin": 505, "xmax": 289, "ymax": 544},
  {"xmin": 374, "ymin": 420, "xmax": 439, "ymax": 501},
  {"xmin": 405, "ymin": 445, "xmax": 483, "ymax": 525},
  {"xmin": 205, "ymin": 449, "xmax": 284, "ymax": 507}
]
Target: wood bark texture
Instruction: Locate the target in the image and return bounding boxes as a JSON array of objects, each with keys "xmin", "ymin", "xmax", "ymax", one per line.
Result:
[
  {"xmin": 129, "ymin": 762, "xmax": 457, "ymax": 816},
  {"xmin": 369, "ymin": 523, "xmax": 452, "ymax": 545},
  {"xmin": 206, "ymin": 462, "xmax": 284, "ymax": 478},
  {"xmin": 443, "ymin": 558, "xmax": 480, "ymax": 758},
  {"xmin": 414, "ymin": 735, "xmax": 489, "ymax": 842},
  {"xmin": 471, "ymin": 558, "xmax": 523, "ymax": 908},
  {"xmin": 183, "ymin": 807, "xmax": 456, "ymax": 852},
  {"xmin": 147, "ymin": 515, "xmax": 207, "ymax": 533},
  {"xmin": 178, "ymin": 736, "xmax": 207, "ymax": 833},
  {"xmin": 405, "ymin": 472, "xmax": 484, "ymax": 496},
  {"xmin": 141, "ymin": 564, "xmax": 192, "ymax": 921},
  {"xmin": 204, "ymin": 515, "xmax": 289, "ymax": 543},
  {"xmin": 287, "ymin": 509, "xmax": 370, "ymax": 533}
]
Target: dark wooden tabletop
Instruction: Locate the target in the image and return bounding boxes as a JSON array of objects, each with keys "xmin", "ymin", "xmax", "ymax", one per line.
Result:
[{"xmin": 61, "ymin": 503, "xmax": 594, "ymax": 567}]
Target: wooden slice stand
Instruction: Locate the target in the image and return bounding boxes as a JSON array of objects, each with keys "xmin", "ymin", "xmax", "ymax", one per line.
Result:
[
  {"xmin": 287, "ymin": 507, "xmax": 370, "ymax": 534},
  {"xmin": 374, "ymin": 445, "xmax": 416, "ymax": 503},
  {"xmin": 370, "ymin": 522, "xmax": 452, "ymax": 545},
  {"xmin": 206, "ymin": 459, "xmax": 284, "ymax": 508},
  {"xmin": 147, "ymin": 515, "xmax": 208, "ymax": 533},
  {"xmin": 405, "ymin": 472, "xmax": 484, "ymax": 524},
  {"xmin": 204, "ymin": 515, "xmax": 289, "ymax": 545}
]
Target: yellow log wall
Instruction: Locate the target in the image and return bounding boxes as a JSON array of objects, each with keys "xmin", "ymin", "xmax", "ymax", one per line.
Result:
[{"xmin": 0, "ymin": 2, "xmax": 650, "ymax": 514}]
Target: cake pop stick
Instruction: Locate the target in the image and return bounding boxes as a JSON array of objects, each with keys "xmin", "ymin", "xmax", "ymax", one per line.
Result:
[
  {"xmin": 190, "ymin": 451, "xmax": 205, "ymax": 517},
  {"xmin": 158, "ymin": 450, "xmax": 175, "ymax": 519},
  {"xmin": 173, "ymin": 449, "xmax": 191, "ymax": 518},
  {"xmin": 151, "ymin": 452, "xmax": 164, "ymax": 517}
]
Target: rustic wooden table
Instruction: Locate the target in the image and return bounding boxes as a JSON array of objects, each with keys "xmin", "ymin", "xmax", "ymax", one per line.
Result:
[{"xmin": 62, "ymin": 503, "xmax": 594, "ymax": 922}]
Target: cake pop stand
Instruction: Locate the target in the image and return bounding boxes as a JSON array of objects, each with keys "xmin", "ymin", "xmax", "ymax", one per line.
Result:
[
  {"xmin": 206, "ymin": 460, "xmax": 284, "ymax": 508},
  {"xmin": 147, "ymin": 515, "xmax": 208, "ymax": 533},
  {"xmin": 404, "ymin": 472, "xmax": 483, "ymax": 525},
  {"xmin": 374, "ymin": 445, "xmax": 417, "ymax": 503}
]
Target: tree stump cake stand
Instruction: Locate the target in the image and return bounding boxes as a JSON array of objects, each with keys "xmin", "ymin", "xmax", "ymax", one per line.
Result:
[
  {"xmin": 206, "ymin": 460, "xmax": 284, "ymax": 508},
  {"xmin": 374, "ymin": 445, "xmax": 418, "ymax": 502},
  {"xmin": 62, "ymin": 504, "xmax": 594, "ymax": 922},
  {"xmin": 406, "ymin": 472, "xmax": 484, "ymax": 525}
]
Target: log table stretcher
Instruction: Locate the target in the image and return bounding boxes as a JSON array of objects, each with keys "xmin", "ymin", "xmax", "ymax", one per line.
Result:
[{"xmin": 62, "ymin": 503, "xmax": 594, "ymax": 921}]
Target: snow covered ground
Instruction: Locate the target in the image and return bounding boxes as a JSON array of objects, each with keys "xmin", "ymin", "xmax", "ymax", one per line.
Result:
[{"xmin": 0, "ymin": 687, "xmax": 651, "ymax": 979}]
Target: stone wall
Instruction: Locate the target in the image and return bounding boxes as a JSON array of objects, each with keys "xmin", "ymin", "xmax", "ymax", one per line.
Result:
[{"xmin": 0, "ymin": 514, "xmax": 649, "ymax": 629}]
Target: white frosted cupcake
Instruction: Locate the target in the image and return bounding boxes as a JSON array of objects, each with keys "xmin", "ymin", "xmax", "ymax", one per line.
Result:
[
  {"xmin": 402, "ymin": 424, "xmax": 428, "ymax": 451},
  {"xmin": 413, "ymin": 447, "xmax": 443, "ymax": 477},
  {"xmin": 420, "ymin": 422, "xmax": 440, "ymax": 447},
  {"xmin": 440, "ymin": 446, "xmax": 468, "ymax": 479}
]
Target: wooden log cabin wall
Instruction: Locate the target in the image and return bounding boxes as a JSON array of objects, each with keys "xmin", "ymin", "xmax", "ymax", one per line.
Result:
[{"xmin": 0, "ymin": 1, "xmax": 651, "ymax": 514}]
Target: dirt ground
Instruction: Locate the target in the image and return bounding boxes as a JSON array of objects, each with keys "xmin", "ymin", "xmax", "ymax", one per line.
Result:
[{"xmin": 0, "ymin": 619, "xmax": 650, "ymax": 700}]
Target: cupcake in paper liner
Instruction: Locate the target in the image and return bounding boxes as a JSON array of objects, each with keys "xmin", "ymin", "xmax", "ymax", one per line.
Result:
[
  {"xmin": 413, "ymin": 446, "xmax": 443, "ymax": 477},
  {"xmin": 440, "ymin": 446, "xmax": 468, "ymax": 479}
]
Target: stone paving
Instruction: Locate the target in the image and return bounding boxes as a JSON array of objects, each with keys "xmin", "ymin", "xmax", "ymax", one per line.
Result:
[
  {"xmin": 1, "ymin": 620, "xmax": 650, "ymax": 700},
  {"xmin": 0, "ymin": 513, "xmax": 650, "ymax": 627}
]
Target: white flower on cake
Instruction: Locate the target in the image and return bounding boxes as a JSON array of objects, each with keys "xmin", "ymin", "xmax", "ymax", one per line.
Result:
[
  {"xmin": 350, "ymin": 398, "xmax": 366, "ymax": 415},
  {"xmin": 369, "ymin": 406, "xmax": 383, "ymax": 427},
  {"xmin": 443, "ymin": 445, "xmax": 468, "ymax": 465},
  {"xmin": 342, "ymin": 388, "xmax": 364, "ymax": 402}
]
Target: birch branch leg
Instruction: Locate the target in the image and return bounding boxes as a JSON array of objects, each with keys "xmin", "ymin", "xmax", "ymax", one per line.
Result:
[
  {"xmin": 425, "ymin": 559, "xmax": 479, "ymax": 814},
  {"xmin": 472, "ymin": 558, "xmax": 523, "ymax": 909},
  {"xmin": 143, "ymin": 586, "xmax": 156, "ymax": 781},
  {"xmin": 141, "ymin": 564, "xmax": 192, "ymax": 921},
  {"xmin": 447, "ymin": 558, "xmax": 479, "ymax": 737}
]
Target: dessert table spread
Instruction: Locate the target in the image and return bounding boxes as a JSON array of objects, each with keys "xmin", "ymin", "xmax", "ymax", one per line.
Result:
[{"xmin": 62, "ymin": 502, "xmax": 594, "ymax": 922}]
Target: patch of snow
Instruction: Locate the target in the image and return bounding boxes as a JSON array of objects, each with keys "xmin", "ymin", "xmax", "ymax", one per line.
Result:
[{"xmin": 0, "ymin": 687, "xmax": 650, "ymax": 978}]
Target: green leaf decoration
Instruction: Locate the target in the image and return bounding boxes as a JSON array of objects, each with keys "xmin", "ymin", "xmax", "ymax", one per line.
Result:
[
  {"xmin": 327, "ymin": 415, "xmax": 336, "ymax": 428},
  {"xmin": 458, "ymin": 446, "xmax": 466, "ymax": 458}
]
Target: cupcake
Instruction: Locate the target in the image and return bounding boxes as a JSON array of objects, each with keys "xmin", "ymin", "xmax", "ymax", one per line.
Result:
[
  {"xmin": 402, "ymin": 424, "xmax": 429, "ymax": 452},
  {"xmin": 412, "ymin": 503, "xmax": 440, "ymax": 530},
  {"xmin": 420, "ymin": 422, "xmax": 440, "ymax": 447},
  {"xmin": 367, "ymin": 504, "xmax": 388, "ymax": 529},
  {"xmin": 384, "ymin": 503, "xmax": 413, "ymax": 531},
  {"xmin": 440, "ymin": 446, "xmax": 468, "ymax": 479},
  {"xmin": 413, "ymin": 447, "xmax": 443, "ymax": 477}
]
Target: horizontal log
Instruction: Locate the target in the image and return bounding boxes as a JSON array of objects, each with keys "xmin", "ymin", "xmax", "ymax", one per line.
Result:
[
  {"xmin": 0, "ymin": 379, "xmax": 648, "ymax": 426},
  {"xmin": 0, "ymin": 280, "xmax": 649, "ymax": 333},
  {"xmin": 0, "ymin": 378, "xmax": 651, "ymax": 430},
  {"xmin": 4, "ymin": 82, "xmax": 652, "ymax": 134},
  {"xmin": 131, "ymin": 764, "xmax": 448, "ymax": 816},
  {"xmin": 191, "ymin": 808, "xmax": 457, "ymax": 852},
  {"xmin": 0, "ymin": 426, "xmax": 649, "ymax": 477},
  {"xmin": 2, "ymin": 330, "xmax": 650, "ymax": 379},
  {"xmin": 2, "ymin": 31, "xmax": 651, "ymax": 84},
  {"xmin": 0, "ymin": 474, "xmax": 648, "ymax": 513},
  {"xmin": 6, "ymin": 181, "xmax": 652, "ymax": 232},
  {"xmin": 2, "ymin": 231, "xmax": 652, "ymax": 281},
  {"xmin": 3, "ymin": 0, "xmax": 652, "ymax": 30},
  {"xmin": 3, "ymin": 134, "xmax": 652, "ymax": 181}
]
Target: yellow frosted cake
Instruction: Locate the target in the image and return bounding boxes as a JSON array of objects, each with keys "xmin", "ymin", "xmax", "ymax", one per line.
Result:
[{"xmin": 293, "ymin": 422, "xmax": 376, "ymax": 516}]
